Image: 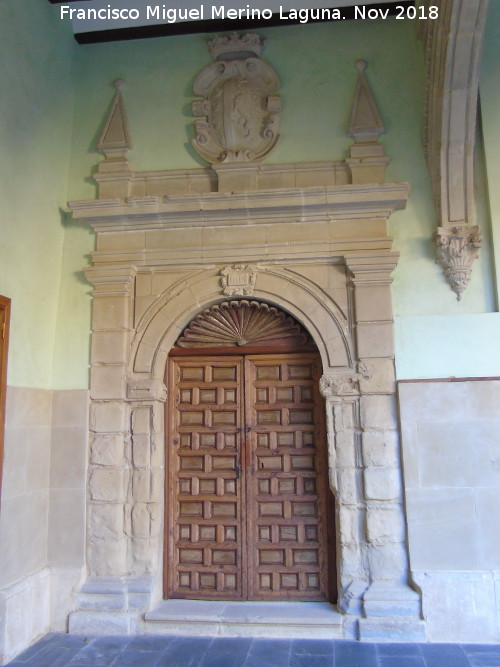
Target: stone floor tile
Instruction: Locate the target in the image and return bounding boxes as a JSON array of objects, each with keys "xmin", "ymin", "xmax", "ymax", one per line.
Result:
[
  {"xmin": 420, "ymin": 643, "xmax": 471, "ymax": 667},
  {"xmin": 10, "ymin": 633, "xmax": 59, "ymax": 661},
  {"xmin": 463, "ymin": 644, "xmax": 500, "ymax": 654},
  {"xmin": 158, "ymin": 636, "xmax": 214, "ymax": 666},
  {"xmin": 376, "ymin": 642, "xmax": 422, "ymax": 657},
  {"xmin": 15, "ymin": 645, "xmax": 81, "ymax": 667},
  {"xmin": 91, "ymin": 635, "xmax": 132, "ymax": 650},
  {"xmin": 8, "ymin": 634, "xmax": 500, "ymax": 667},
  {"xmin": 379, "ymin": 657, "xmax": 426, "ymax": 667},
  {"xmin": 126, "ymin": 635, "xmax": 177, "ymax": 652},
  {"xmin": 290, "ymin": 654, "xmax": 334, "ymax": 666},
  {"xmin": 466, "ymin": 655, "xmax": 500, "ymax": 667},
  {"xmin": 109, "ymin": 648, "xmax": 167, "ymax": 666},
  {"xmin": 292, "ymin": 639, "xmax": 335, "ymax": 656},
  {"xmin": 200, "ymin": 637, "xmax": 253, "ymax": 667},
  {"xmin": 246, "ymin": 638, "xmax": 292, "ymax": 666},
  {"xmin": 67, "ymin": 642, "xmax": 124, "ymax": 666},
  {"xmin": 51, "ymin": 634, "xmax": 92, "ymax": 650},
  {"xmin": 334, "ymin": 640, "xmax": 377, "ymax": 666}
]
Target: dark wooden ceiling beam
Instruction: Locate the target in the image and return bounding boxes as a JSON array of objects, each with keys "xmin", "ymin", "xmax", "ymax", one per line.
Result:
[{"xmin": 47, "ymin": 2, "xmax": 413, "ymax": 43}]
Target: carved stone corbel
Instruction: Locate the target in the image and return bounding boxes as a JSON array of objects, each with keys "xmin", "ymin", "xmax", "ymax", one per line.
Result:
[
  {"xmin": 421, "ymin": 0, "xmax": 488, "ymax": 299},
  {"xmin": 434, "ymin": 225, "xmax": 482, "ymax": 300},
  {"xmin": 320, "ymin": 363, "xmax": 371, "ymax": 399}
]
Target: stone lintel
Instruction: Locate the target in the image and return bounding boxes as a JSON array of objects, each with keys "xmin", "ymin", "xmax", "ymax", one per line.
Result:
[{"xmin": 68, "ymin": 182, "xmax": 410, "ymax": 232}]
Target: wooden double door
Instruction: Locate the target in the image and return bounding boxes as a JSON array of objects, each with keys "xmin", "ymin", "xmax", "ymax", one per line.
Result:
[{"xmin": 165, "ymin": 352, "xmax": 336, "ymax": 602}]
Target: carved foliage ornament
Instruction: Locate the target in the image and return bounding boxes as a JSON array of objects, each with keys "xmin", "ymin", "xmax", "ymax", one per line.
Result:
[
  {"xmin": 176, "ymin": 300, "xmax": 309, "ymax": 348},
  {"xmin": 191, "ymin": 33, "xmax": 281, "ymax": 164},
  {"xmin": 434, "ymin": 225, "xmax": 482, "ymax": 301},
  {"xmin": 320, "ymin": 363, "xmax": 371, "ymax": 398},
  {"xmin": 220, "ymin": 265, "xmax": 257, "ymax": 296}
]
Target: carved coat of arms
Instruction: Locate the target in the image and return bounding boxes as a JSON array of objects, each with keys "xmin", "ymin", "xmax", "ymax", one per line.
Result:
[{"xmin": 191, "ymin": 33, "xmax": 281, "ymax": 164}]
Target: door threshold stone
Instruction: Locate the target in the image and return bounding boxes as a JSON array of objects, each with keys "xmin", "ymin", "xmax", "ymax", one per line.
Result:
[{"xmin": 144, "ymin": 599, "xmax": 344, "ymax": 638}]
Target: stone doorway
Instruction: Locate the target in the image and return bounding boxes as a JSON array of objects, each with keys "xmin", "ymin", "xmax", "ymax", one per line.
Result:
[{"xmin": 164, "ymin": 302, "xmax": 337, "ymax": 603}]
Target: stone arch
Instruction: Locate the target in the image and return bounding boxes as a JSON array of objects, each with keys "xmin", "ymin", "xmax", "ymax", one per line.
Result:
[{"xmin": 130, "ymin": 265, "xmax": 352, "ymax": 384}]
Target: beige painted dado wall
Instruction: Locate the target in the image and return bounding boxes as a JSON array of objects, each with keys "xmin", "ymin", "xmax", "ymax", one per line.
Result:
[
  {"xmin": 0, "ymin": 388, "xmax": 88, "ymax": 662},
  {"xmin": 399, "ymin": 379, "xmax": 500, "ymax": 642}
]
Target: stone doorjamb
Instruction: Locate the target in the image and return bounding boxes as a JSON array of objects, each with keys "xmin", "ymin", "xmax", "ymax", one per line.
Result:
[
  {"xmin": 66, "ymin": 171, "xmax": 423, "ymax": 640},
  {"xmin": 71, "ymin": 250, "xmax": 423, "ymax": 641}
]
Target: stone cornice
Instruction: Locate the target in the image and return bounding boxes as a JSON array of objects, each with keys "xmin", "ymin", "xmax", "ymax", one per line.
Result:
[{"xmin": 69, "ymin": 182, "xmax": 410, "ymax": 232}]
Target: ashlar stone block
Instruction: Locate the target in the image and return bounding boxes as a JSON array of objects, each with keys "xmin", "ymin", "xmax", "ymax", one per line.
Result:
[
  {"xmin": 356, "ymin": 322, "xmax": 395, "ymax": 359},
  {"xmin": 364, "ymin": 468, "xmax": 401, "ymax": 501},
  {"xmin": 88, "ymin": 537, "xmax": 127, "ymax": 576},
  {"xmin": 337, "ymin": 468, "xmax": 359, "ymax": 505},
  {"xmin": 367, "ymin": 541, "xmax": 409, "ymax": 580},
  {"xmin": 335, "ymin": 432, "xmax": 356, "ymax": 468},
  {"xmin": 90, "ymin": 365, "xmax": 127, "ymax": 400},
  {"xmin": 92, "ymin": 296, "xmax": 131, "ymax": 330},
  {"xmin": 91, "ymin": 330, "xmax": 130, "ymax": 365},
  {"xmin": 90, "ymin": 433, "xmax": 125, "ymax": 467},
  {"xmin": 89, "ymin": 469, "xmax": 126, "ymax": 503},
  {"xmin": 89, "ymin": 504, "xmax": 124, "ymax": 539},
  {"xmin": 131, "ymin": 407, "xmax": 152, "ymax": 435},
  {"xmin": 358, "ymin": 358, "xmax": 396, "ymax": 395},
  {"xmin": 131, "ymin": 537, "xmax": 157, "ymax": 572},
  {"xmin": 360, "ymin": 395, "xmax": 398, "ymax": 430},
  {"xmin": 338, "ymin": 506, "xmax": 359, "ymax": 546},
  {"xmin": 366, "ymin": 507, "xmax": 405, "ymax": 545},
  {"xmin": 90, "ymin": 402, "xmax": 129, "ymax": 433},
  {"xmin": 130, "ymin": 503, "xmax": 153, "ymax": 539},
  {"xmin": 362, "ymin": 431, "xmax": 399, "ymax": 468},
  {"xmin": 132, "ymin": 433, "xmax": 151, "ymax": 469},
  {"xmin": 354, "ymin": 285, "xmax": 393, "ymax": 323},
  {"xmin": 132, "ymin": 470, "xmax": 151, "ymax": 503}
]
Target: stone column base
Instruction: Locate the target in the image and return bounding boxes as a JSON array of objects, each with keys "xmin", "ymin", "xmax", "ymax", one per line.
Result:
[
  {"xmin": 358, "ymin": 581, "xmax": 426, "ymax": 642},
  {"xmin": 69, "ymin": 576, "xmax": 156, "ymax": 636}
]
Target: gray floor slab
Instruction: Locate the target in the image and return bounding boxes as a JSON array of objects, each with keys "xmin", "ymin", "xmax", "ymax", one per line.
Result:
[{"xmin": 5, "ymin": 633, "xmax": 500, "ymax": 666}]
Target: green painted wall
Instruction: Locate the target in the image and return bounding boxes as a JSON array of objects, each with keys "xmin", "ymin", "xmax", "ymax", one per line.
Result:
[
  {"xmin": 2, "ymin": 10, "xmax": 498, "ymax": 387},
  {"xmin": 0, "ymin": 0, "xmax": 76, "ymax": 389},
  {"xmin": 61, "ymin": 17, "xmax": 497, "ymax": 385}
]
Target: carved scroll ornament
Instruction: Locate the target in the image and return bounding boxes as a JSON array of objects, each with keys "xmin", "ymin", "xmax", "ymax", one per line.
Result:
[
  {"xmin": 220, "ymin": 265, "xmax": 257, "ymax": 296},
  {"xmin": 191, "ymin": 33, "xmax": 281, "ymax": 164}
]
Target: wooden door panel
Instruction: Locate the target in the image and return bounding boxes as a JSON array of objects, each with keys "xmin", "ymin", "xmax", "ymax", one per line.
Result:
[
  {"xmin": 245, "ymin": 354, "xmax": 330, "ymax": 601},
  {"xmin": 168, "ymin": 357, "xmax": 246, "ymax": 600},
  {"xmin": 166, "ymin": 352, "xmax": 333, "ymax": 602}
]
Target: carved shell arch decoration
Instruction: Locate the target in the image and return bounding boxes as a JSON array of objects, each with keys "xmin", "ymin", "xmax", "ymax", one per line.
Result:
[{"xmin": 175, "ymin": 300, "xmax": 310, "ymax": 349}]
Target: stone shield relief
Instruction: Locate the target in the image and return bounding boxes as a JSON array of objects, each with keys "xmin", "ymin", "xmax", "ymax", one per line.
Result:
[{"xmin": 191, "ymin": 33, "xmax": 281, "ymax": 164}]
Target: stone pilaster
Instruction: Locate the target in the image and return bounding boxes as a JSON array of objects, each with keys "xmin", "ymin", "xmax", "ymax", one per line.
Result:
[
  {"xmin": 85, "ymin": 265, "xmax": 137, "ymax": 578},
  {"xmin": 320, "ymin": 371, "xmax": 365, "ymax": 615},
  {"xmin": 344, "ymin": 255, "xmax": 424, "ymax": 641}
]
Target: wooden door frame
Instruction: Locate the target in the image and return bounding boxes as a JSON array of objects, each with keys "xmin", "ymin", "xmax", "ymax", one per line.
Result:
[
  {"xmin": 0, "ymin": 296, "xmax": 11, "ymax": 502},
  {"xmin": 164, "ymin": 348, "xmax": 337, "ymax": 603}
]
